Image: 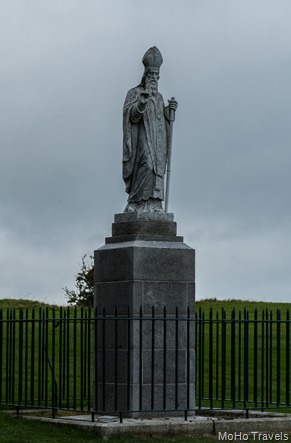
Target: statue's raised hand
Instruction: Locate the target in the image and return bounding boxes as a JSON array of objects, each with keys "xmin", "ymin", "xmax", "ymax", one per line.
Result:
[{"xmin": 138, "ymin": 90, "xmax": 150, "ymax": 111}]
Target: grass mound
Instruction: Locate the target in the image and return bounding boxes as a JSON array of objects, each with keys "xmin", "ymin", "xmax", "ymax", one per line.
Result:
[{"xmin": 0, "ymin": 298, "xmax": 60, "ymax": 309}]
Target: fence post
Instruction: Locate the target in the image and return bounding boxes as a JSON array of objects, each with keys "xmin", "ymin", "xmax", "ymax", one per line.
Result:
[
  {"xmin": 286, "ymin": 309, "xmax": 290, "ymax": 406},
  {"xmin": 243, "ymin": 308, "xmax": 249, "ymax": 409},
  {"xmin": 0, "ymin": 309, "xmax": 2, "ymax": 402},
  {"xmin": 253, "ymin": 308, "xmax": 258, "ymax": 408},
  {"xmin": 231, "ymin": 308, "xmax": 236, "ymax": 408},
  {"xmin": 277, "ymin": 309, "xmax": 281, "ymax": 407},
  {"xmin": 198, "ymin": 307, "xmax": 203, "ymax": 410},
  {"xmin": 221, "ymin": 308, "xmax": 227, "ymax": 408},
  {"xmin": 261, "ymin": 309, "xmax": 265, "ymax": 410},
  {"xmin": 209, "ymin": 307, "xmax": 213, "ymax": 409}
]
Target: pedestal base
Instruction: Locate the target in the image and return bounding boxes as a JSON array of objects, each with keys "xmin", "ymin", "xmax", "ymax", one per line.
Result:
[{"xmin": 94, "ymin": 213, "xmax": 195, "ymax": 416}]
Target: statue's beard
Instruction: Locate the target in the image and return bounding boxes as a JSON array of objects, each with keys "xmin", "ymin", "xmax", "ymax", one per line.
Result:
[{"xmin": 145, "ymin": 79, "xmax": 158, "ymax": 95}]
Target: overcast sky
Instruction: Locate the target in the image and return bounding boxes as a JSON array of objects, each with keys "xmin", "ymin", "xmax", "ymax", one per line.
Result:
[{"xmin": 0, "ymin": 0, "xmax": 291, "ymax": 305}]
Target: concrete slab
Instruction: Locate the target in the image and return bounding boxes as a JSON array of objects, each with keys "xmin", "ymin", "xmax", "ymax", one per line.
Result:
[{"xmin": 16, "ymin": 411, "xmax": 291, "ymax": 439}]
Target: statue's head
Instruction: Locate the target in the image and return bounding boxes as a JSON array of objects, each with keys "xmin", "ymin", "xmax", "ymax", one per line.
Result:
[{"xmin": 140, "ymin": 46, "xmax": 163, "ymax": 94}]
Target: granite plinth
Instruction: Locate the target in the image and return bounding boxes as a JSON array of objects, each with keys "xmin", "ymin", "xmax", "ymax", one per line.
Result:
[
  {"xmin": 94, "ymin": 213, "xmax": 195, "ymax": 416},
  {"xmin": 114, "ymin": 212, "xmax": 175, "ymax": 222},
  {"xmin": 110, "ymin": 212, "xmax": 178, "ymax": 240}
]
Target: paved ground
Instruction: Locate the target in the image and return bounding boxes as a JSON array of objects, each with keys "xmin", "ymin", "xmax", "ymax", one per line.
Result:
[{"xmin": 17, "ymin": 410, "xmax": 291, "ymax": 438}]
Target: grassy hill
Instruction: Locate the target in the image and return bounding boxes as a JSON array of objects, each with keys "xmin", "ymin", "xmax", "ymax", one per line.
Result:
[
  {"xmin": 0, "ymin": 297, "xmax": 290, "ymax": 312},
  {"xmin": 0, "ymin": 298, "xmax": 59, "ymax": 309},
  {"xmin": 196, "ymin": 298, "xmax": 291, "ymax": 316}
]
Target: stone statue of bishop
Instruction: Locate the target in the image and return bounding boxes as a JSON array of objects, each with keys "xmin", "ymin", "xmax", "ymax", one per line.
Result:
[{"xmin": 123, "ymin": 46, "xmax": 178, "ymax": 213}]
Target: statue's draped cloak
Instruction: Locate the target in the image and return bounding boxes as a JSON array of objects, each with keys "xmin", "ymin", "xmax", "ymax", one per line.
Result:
[{"xmin": 123, "ymin": 86, "xmax": 169, "ymax": 203}]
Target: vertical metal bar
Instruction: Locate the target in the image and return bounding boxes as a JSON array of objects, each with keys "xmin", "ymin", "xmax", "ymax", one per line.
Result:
[
  {"xmin": 12, "ymin": 309, "xmax": 16, "ymax": 404},
  {"xmin": 7, "ymin": 309, "xmax": 10, "ymax": 403},
  {"xmin": 238, "ymin": 310, "xmax": 242, "ymax": 401},
  {"xmin": 52, "ymin": 307, "xmax": 56, "ymax": 413},
  {"xmin": 265, "ymin": 309, "xmax": 269, "ymax": 408},
  {"xmin": 38, "ymin": 308, "xmax": 42, "ymax": 406},
  {"xmin": 269, "ymin": 310, "xmax": 273, "ymax": 404},
  {"xmin": 216, "ymin": 311, "xmax": 219, "ymax": 400},
  {"xmin": 254, "ymin": 309, "xmax": 258, "ymax": 408},
  {"xmin": 5, "ymin": 309, "xmax": 9, "ymax": 403},
  {"xmin": 221, "ymin": 308, "xmax": 226, "ymax": 409},
  {"xmin": 163, "ymin": 306, "xmax": 167, "ymax": 410},
  {"xmin": 66, "ymin": 307, "xmax": 70, "ymax": 409},
  {"xmin": 127, "ymin": 306, "xmax": 131, "ymax": 412},
  {"xmin": 24, "ymin": 309, "xmax": 28, "ymax": 406},
  {"xmin": 201, "ymin": 310, "xmax": 205, "ymax": 400},
  {"xmin": 58, "ymin": 307, "xmax": 63, "ymax": 408},
  {"xmin": 73, "ymin": 306, "xmax": 77, "ymax": 409},
  {"xmin": 80, "ymin": 307, "xmax": 84, "ymax": 410},
  {"xmin": 195, "ymin": 310, "xmax": 198, "ymax": 407},
  {"xmin": 209, "ymin": 308, "xmax": 213, "ymax": 409},
  {"xmin": 87, "ymin": 308, "xmax": 91, "ymax": 409},
  {"xmin": 175, "ymin": 307, "xmax": 179, "ymax": 410},
  {"xmin": 114, "ymin": 306, "xmax": 118, "ymax": 412},
  {"xmin": 261, "ymin": 310, "xmax": 265, "ymax": 410},
  {"xmin": 151, "ymin": 306, "xmax": 155, "ymax": 411},
  {"xmin": 243, "ymin": 308, "xmax": 249, "ymax": 408},
  {"xmin": 45, "ymin": 308, "xmax": 49, "ymax": 407},
  {"xmin": 198, "ymin": 307, "xmax": 202, "ymax": 409},
  {"xmin": 18, "ymin": 308, "xmax": 23, "ymax": 405},
  {"xmin": 84, "ymin": 309, "xmax": 88, "ymax": 403},
  {"xmin": 31, "ymin": 308, "xmax": 35, "ymax": 405},
  {"xmin": 94, "ymin": 305, "xmax": 98, "ymax": 412},
  {"xmin": 6, "ymin": 309, "xmax": 11, "ymax": 403},
  {"xmin": 102, "ymin": 306, "xmax": 106, "ymax": 411},
  {"xmin": 231, "ymin": 308, "xmax": 236, "ymax": 409},
  {"xmin": 286, "ymin": 309, "xmax": 290, "ymax": 406},
  {"xmin": 9, "ymin": 309, "xmax": 13, "ymax": 402},
  {"xmin": 186, "ymin": 306, "xmax": 190, "ymax": 411},
  {"xmin": 0, "ymin": 308, "xmax": 2, "ymax": 402},
  {"xmin": 9, "ymin": 310, "xmax": 13, "ymax": 403},
  {"xmin": 42, "ymin": 309, "xmax": 46, "ymax": 403},
  {"xmin": 276, "ymin": 309, "xmax": 281, "ymax": 407},
  {"xmin": 139, "ymin": 306, "xmax": 143, "ymax": 411},
  {"xmin": 62, "ymin": 309, "xmax": 67, "ymax": 402}
]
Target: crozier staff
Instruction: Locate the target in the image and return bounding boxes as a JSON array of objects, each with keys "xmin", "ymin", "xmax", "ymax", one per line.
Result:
[{"xmin": 122, "ymin": 46, "xmax": 177, "ymax": 213}]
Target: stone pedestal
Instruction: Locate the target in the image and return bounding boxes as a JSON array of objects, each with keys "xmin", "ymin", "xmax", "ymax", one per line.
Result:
[{"xmin": 94, "ymin": 213, "xmax": 195, "ymax": 416}]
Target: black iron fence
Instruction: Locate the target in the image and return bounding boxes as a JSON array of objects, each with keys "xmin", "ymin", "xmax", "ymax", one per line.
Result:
[
  {"xmin": 0, "ymin": 306, "xmax": 290, "ymax": 416},
  {"xmin": 196, "ymin": 307, "xmax": 291, "ymax": 411}
]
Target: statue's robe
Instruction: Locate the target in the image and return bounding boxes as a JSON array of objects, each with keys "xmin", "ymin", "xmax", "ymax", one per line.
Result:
[{"xmin": 123, "ymin": 86, "xmax": 170, "ymax": 210}]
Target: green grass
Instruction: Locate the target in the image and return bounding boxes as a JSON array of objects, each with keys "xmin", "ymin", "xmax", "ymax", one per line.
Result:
[
  {"xmin": 0, "ymin": 409, "xmax": 215, "ymax": 443},
  {"xmin": 196, "ymin": 298, "xmax": 291, "ymax": 410},
  {"xmin": 1, "ymin": 298, "xmax": 291, "ymax": 414},
  {"xmin": 196, "ymin": 298, "xmax": 291, "ymax": 315},
  {"xmin": 0, "ymin": 303, "xmax": 94, "ymax": 411}
]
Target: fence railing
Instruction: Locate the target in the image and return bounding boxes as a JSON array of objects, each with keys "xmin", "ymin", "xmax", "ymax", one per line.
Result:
[
  {"xmin": 0, "ymin": 307, "xmax": 93, "ymax": 412},
  {"xmin": 196, "ymin": 307, "xmax": 291, "ymax": 411},
  {"xmin": 0, "ymin": 306, "xmax": 290, "ymax": 416}
]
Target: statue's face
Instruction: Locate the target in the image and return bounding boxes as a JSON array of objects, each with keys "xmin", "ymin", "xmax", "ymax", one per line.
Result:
[{"xmin": 145, "ymin": 69, "xmax": 159, "ymax": 94}]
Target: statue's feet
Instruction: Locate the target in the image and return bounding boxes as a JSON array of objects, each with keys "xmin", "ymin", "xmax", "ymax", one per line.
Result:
[
  {"xmin": 124, "ymin": 198, "xmax": 163, "ymax": 213},
  {"xmin": 152, "ymin": 199, "xmax": 163, "ymax": 212},
  {"xmin": 123, "ymin": 203, "xmax": 137, "ymax": 213}
]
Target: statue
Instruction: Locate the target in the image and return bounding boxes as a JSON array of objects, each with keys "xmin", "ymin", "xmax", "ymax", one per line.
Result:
[{"xmin": 122, "ymin": 46, "xmax": 178, "ymax": 213}]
